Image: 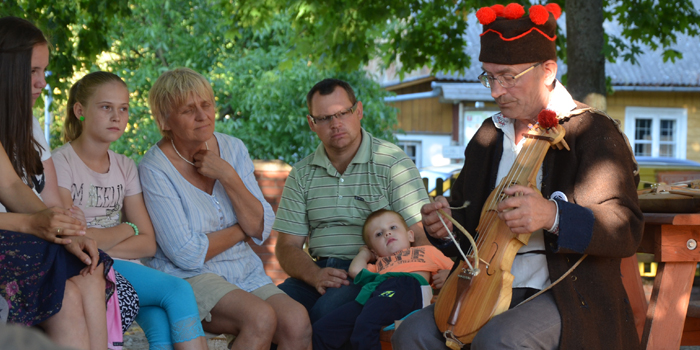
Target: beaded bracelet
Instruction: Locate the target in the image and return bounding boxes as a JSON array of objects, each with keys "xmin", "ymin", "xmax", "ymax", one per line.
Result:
[{"xmin": 124, "ymin": 222, "xmax": 139, "ymax": 236}]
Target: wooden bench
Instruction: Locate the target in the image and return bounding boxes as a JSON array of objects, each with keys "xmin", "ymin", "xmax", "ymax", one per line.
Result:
[
  {"xmin": 380, "ymin": 328, "xmax": 395, "ymax": 350},
  {"xmin": 683, "ymin": 301, "xmax": 700, "ymax": 346},
  {"xmin": 623, "ymin": 212, "xmax": 700, "ymax": 349}
]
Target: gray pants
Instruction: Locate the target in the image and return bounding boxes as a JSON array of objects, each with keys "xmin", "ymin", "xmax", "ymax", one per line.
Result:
[{"xmin": 391, "ymin": 291, "xmax": 561, "ymax": 350}]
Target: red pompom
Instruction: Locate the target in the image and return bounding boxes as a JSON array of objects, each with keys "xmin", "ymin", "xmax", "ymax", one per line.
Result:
[
  {"xmin": 538, "ymin": 109, "xmax": 558, "ymax": 129},
  {"xmin": 529, "ymin": 4, "xmax": 549, "ymax": 25},
  {"xmin": 476, "ymin": 7, "xmax": 497, "ymax": 25},
  {"xmin": 491, "ymin": 4, "xmax": 505, "ymax": 17},
  {"xmin": 503, "ymin": 3, "xmax": 525, "ymax": 20},
  {"xmin": 545, "ymin": 3, "xmax": 562, "ymax": 20}
]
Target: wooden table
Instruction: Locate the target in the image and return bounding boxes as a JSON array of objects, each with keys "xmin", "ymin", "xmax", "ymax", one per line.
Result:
[{"xmin": 623, "ymin": 213, "xmax": 700, "ymax": 349}]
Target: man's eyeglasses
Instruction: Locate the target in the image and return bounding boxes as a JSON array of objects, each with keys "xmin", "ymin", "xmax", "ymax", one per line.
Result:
[
  {"xmin": 478, "ymin": 62, "xmax": 542, "ymax": 89},
  {"xmin": 308, "ymin": 102, "xmax": 358, "ymax": 125}
]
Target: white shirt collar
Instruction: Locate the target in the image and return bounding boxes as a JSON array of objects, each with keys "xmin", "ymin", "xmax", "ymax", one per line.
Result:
[{"xmin": 546, "ymin": 80, "xmax": 577, "ymax": 116}]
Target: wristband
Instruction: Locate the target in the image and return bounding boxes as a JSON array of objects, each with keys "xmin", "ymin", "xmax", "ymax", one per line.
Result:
[
  {"xmin": 546, "ymin": 199, "xmax": 560, "ymax": 235},
  {"xmin": 124, "ymin": 222, "xmax": 139, "ymax": 236}
]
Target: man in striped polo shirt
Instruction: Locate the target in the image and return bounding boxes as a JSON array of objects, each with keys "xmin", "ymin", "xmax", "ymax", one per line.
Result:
[{"xmin": 272, "ymin": 79, "xmax": 431, "ymax": 324}]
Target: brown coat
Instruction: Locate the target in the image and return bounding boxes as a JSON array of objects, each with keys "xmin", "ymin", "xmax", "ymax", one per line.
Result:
[{"xmin": 446, "ymin": 102, "xmax": 644, "ymax": 350}]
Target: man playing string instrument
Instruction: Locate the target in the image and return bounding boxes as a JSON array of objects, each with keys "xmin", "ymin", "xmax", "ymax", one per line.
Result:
[{"xmin": 392, "ymin": 3, "xmax": 643, "ymax": 350}]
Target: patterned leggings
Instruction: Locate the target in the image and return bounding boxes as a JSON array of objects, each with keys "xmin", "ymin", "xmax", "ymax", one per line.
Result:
[{"xmin": 113, "ymin": 260, "xmax": 204, "ymax": 350}]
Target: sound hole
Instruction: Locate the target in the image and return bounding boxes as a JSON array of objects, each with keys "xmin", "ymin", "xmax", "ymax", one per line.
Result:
[{"xmin": 486, "ymin": 242, "xmax": 498, "ymax": 276}]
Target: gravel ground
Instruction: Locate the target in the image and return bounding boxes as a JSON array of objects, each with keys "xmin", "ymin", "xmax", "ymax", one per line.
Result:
[{"xmin": 123, "ymin": 322, "xmax": 229, "ymax": 350}]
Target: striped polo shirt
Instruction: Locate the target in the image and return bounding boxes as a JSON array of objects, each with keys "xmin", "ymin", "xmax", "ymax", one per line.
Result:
[{"xmin": 273, "ymin": 128, "xmax": 430, "ymax": 260}]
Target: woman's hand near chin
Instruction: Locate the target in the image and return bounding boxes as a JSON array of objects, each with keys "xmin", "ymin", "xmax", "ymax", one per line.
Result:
[{"xmin": 193, "ymin": 149, "xmax": 236, "ymax": 182}]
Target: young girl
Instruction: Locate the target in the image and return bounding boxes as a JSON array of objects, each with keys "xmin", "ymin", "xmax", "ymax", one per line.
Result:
[
  {"xmin": 52, "ymin": 71, "xmax": 207, "ymax": 350},
  {"xmin": 0, "ymin": 16, "xmax": 111, "ymax": 350}
]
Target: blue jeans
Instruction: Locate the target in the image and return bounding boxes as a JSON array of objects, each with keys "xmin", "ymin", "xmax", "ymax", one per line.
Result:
[
  {"xmin": 277, "ymin": 257, "xmax": 363, "ymax": 323},
  {"xmin": 313, "ymin": 276, "xmax": 423, "ymax": 350},
  {"xmin": 113, "ymin": 260, "xmax": 204, "ymax": 350}
]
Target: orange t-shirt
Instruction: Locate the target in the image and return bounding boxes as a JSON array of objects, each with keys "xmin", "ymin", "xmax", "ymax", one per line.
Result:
[{"xmin": 366, "ymin": 246, "xmax": 453, "ymax": 278}]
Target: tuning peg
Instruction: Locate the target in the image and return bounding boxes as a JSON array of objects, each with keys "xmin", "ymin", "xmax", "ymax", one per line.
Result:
[{"xmin": 560, "ymin": 139, "xmax": 570, "ymax": 151}]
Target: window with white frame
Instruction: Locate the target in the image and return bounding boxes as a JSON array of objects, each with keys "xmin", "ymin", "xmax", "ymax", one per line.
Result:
[
  {"xmin": 462, "ymin": 111, "xmax": 495, "ymax": 146},
  {"xmin": 624, "ymin": 107, "xmax": 687, "ymax": 159},
  {"xmin": 398, "ymin": 141, "xmax": 421, "ymax": 168}
]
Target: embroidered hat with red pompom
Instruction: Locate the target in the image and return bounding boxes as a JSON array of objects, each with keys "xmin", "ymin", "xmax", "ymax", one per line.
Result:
[{"xmin": 476, "ymin": 3, "xmax": 561, "ymax": 65}]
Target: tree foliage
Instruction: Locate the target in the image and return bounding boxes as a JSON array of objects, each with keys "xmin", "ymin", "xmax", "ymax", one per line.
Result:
[
  {"xmin": 232, "ymin": 0, "xmax": 700, "ymax": 76},
  {"xmin": 1, "ymin": 0, "xmax": 129, "ymax": 97},
  {"xmin": 105, "ymin": 0, "xmax": 397, "ymax": 163},
  {"xmin": 6, "ymin": 0, "xmax": 698, "ymax": 163},
  {"xmin": 3, "ymin": 0, "xmax": 397, "ymax": 164},
  {"xmin": 230, "ymin": 0, "xmax": 482, "ymax": 80},
  {"xmin": 603, "ymin": 0, "xmax": 700, "ymax": 64}
]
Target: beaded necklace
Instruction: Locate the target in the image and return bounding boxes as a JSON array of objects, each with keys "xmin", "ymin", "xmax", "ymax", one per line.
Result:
[{"xmin": 171, "ymin": 138, "xmax": 208, "ymax": 166}]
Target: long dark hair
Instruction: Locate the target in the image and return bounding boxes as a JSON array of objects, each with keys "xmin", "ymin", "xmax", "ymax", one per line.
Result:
[{"xmin": 0, "ymin": 16, "xmax": 47, "ymax": 185}]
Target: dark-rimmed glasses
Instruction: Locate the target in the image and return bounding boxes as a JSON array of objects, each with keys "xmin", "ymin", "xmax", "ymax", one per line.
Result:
[
  {"xmin": 308, "ymin": 102, "xmax": 358, "ymax": 125},
  {"xmin": 478, "ymin": 62, "xmax": 542, "ymax": 89}
]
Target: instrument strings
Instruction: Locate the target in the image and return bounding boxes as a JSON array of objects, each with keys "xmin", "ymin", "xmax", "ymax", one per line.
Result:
[{"xmin": 465, "ymin": 135, "xmax": 546, "ymax": 263}]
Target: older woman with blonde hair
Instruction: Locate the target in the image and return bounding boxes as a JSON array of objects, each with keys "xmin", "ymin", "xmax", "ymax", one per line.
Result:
[{"xmin": 139, "ymin": 68, "xmax": 311, "ymax": 350}]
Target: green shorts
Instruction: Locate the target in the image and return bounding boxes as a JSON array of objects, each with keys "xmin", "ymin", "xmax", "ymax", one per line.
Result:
[{"xmin": 185, "ymin": 273, "xmax": 285, "ymax": 322}]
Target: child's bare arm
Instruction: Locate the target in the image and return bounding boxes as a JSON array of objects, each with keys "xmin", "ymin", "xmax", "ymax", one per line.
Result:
[
  {"xmin": 349, "ymin": 246, "xmax": 375, "ymax": 278},
  {"xmin": 432, "ymin": 269, "xmax": 451, "ymax": 289}
]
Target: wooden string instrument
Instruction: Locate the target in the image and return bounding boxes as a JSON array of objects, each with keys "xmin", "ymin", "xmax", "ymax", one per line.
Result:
[{"xmin": 434, "ymin": 110, "xmax": 569, "ymax": 349}]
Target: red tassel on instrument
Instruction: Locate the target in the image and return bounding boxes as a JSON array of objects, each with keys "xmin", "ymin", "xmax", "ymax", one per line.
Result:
[{"xmin": 538, "ymin": 109, "xmax": 558, "ymax": 128}]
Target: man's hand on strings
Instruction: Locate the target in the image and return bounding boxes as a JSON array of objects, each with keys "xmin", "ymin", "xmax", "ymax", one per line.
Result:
[
  {"xmin": 497, "ymin": 185, "xmax": 556, "ymax": 234},
  {"xmin": 421, "ymin": 196, "xmax": 453, "ymax": 239}
]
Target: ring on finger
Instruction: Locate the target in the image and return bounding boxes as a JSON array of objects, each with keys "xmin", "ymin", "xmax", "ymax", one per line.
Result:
[{"xmin": 56, "ymin": 227, "xmax": 63, "ymax": 235}]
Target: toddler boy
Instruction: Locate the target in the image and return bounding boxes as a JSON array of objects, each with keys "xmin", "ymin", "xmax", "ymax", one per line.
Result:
[{"xmin": 312, "ymin": 209, "xmax": 454, "ymax": 350}]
